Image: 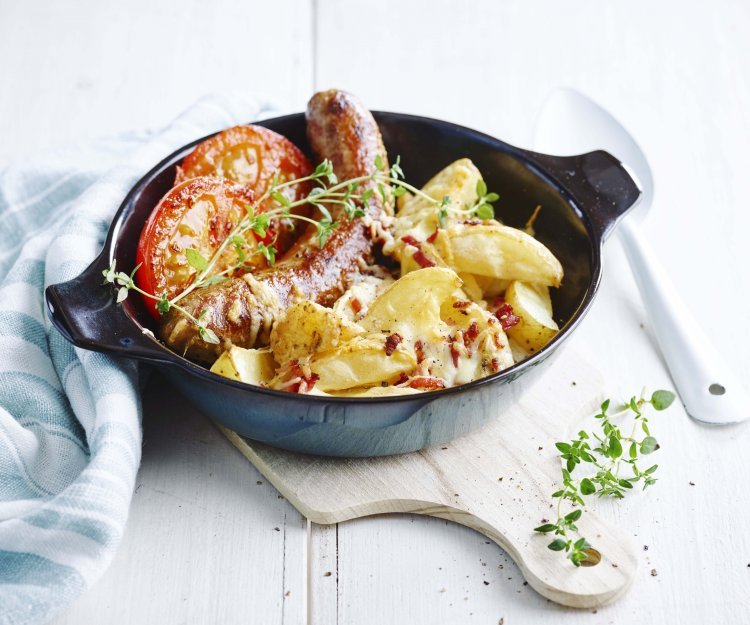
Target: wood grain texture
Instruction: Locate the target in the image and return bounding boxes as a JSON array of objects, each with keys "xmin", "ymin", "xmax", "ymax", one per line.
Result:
[
  {"xmin": 53, "ymin": 375, "xmax": 308, "ymax": 625},
  {"xmin": 222, "ymin": 350, "xmax": 638, "ymax": 609},
  {"xmin": 0, "ymin": 0, "xmax": 314, "ymax": 164},
  {"xmin": 312, "ymin": 1, "xmax": 750, "ymax": 623},
  {"xmin": 2, "ymin": 0, "xmax": 748, "ymax": 622}
]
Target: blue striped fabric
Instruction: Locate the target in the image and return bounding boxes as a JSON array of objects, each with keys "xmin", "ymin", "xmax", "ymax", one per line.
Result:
[{"xmin": 0, "ymin": 94, "xmax": 276, "ymax": 625}]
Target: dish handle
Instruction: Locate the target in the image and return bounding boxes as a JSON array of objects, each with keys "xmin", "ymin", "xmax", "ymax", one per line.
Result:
[
  {"xmin": 45, "ymin": 253, "xmax": 173, "ymax": 364},
  {"xmin": 521, "ymin": 149, "xmax": 641, "ymax": 242}
]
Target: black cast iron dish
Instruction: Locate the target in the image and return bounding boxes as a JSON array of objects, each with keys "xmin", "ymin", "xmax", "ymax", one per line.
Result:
[{"xmin": 45, "ymin": 112, "xmax": 640, "ymax": 457}]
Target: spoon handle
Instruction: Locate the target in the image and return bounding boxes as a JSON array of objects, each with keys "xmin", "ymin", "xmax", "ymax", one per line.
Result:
[{"xmin": 618, "ymin": 218, "xmax": 749, "ymax": 424}]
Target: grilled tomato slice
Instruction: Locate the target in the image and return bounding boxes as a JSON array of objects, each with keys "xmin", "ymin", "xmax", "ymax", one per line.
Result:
[
  {"xmin": 138, "ymin": 127, "xmax": 314, "ymax": 318},
  {"xmin": 135, "ymin": 177, "xmax": 263, "ymax": 318},
  {"xmin": 174, "ymin": 124, "xmax": 312, "ymax": 201}
]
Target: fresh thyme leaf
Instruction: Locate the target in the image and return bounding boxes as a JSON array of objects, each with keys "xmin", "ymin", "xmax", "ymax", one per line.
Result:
[
  {"xmin": 377, "ymin": 182, "xmax": 387, "ymax": 204},
  {"xmin": 537, "ymin": 389, "xmax": 674, "ymax": 567},
  {"xmin": 156, "ymin": 293, "xmax": 171, "ymax": 314},
  {"xmin": 258, "ymin": 242, "xmax": 277, "ymax": 265},
  {"xmin": 640, "ymin": 436, "xmax": 659, "ymax": 454},
  {"xmin": 389, "ymin": 155, "xmax": 404, "ymax": 180},
  {"xmin": 534, "ymin": 523, "xmax": 558, "ymax": 533},
  {"xmin": 316, "ymin": 203, "xmax": 333, "ymax": 223},
  {"xmin": 548, "ymin": 539, "xmax": 567, "ymax": 551},
  {"xmin": 198, "ymin": 326, "xmax": 220, "ymax": 344},
  {"xmin": 580, "ymin": 478, "xmax": 596, "ymax": 495},
  {"xmin": 437, "ymin": 195, "xmax": 451, "ymax": 228},
  {"xmin": 374, "ymin": 154, "xmax": 383, "ymax": 171},
  {"xmin": 476, "ymin": 179, "xmax": 488, "ymax": 198},
  {"xmin": 316, "ymin": 219, "xmax": 336, "ymax": 247},
  {"xmin": 251, "ymin": 214, "xmax": 270, "ymax": 237},
  {"xmin": 308, "ymin": 187, "xmax": 325, "ymax": 201},
  {"xmin": 271, "ymin": 190, "xmax": 291, "ymax": 208},
  {"xmin": 392, "ymin": 186, "xmax": 406, "ymax": 198},
  {"xmin": 116, "ymin": 287, "xmax": 129, "ymax": 303},
  {"xmin": 609, "ymin": 436, "xmax": 623, "ymax": 459},
  {"xmin": 102, "ymin": 261, "xmax": 117, "ymax": 284},
  {"xmin": 650, "ymin": 390, "xmax": 675, "ymax": 410},
  {"xmin": 475, "ymin": 203, "xmax": 494, "ymax": 220},
  {"xmin": 115, "ymin": 272, "xmax": 131, "ymax": 287},
  {"xmin": 185, "ymin": 248, "xmax": 209, "ymax": 272},
  {"xmin": 313, "ymin": 159, "xmax": 332, "ymax": 178}
]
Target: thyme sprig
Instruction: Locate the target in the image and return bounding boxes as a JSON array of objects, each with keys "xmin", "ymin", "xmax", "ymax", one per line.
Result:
[
  {"xmin": 534, "ymin": 389, "xmax": 676, "ymax": 566},
  {"xmin": 105, "ymin": 155, "xmax": 500, "ymax": 343},
  {"xmin": 437, "ymin": 178, "xmax": 499, "ymax": 227}
]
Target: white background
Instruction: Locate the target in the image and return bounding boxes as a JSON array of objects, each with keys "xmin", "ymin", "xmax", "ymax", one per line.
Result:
[{"xmin": 1, "ymin": 1, "xmax": 749, "ymax": 623}]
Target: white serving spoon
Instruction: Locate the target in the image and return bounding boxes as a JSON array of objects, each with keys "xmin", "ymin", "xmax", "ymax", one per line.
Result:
[{"xmin": 534, "ymin": 88, "xmax": 748, "ymax": 425}]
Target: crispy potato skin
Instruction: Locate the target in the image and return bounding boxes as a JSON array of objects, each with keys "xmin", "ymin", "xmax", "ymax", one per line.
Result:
[{"xmin": 160, "ymin": 90, "xmax": 391, "ymax": 362}]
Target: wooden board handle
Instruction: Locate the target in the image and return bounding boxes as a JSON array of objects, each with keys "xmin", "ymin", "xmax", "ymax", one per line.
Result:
[{"xmin": 221, "ymin": 349, "xmax": 638, "ymax": 609}]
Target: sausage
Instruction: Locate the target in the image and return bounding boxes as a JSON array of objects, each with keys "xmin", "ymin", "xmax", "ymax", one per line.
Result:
[{"xmin": 160, "ymin": 89, "xmax": 392, "ymax": 363}]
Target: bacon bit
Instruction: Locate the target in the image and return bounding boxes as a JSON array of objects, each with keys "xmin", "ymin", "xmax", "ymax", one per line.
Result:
[
  {"xmin": 463, "ymin": 321, "xmax": 479, "ymax": 348},
  {"xmin": 492, "ymin": 298, "xmax": 521, "ymax": 330},
  {"xmin": 384, "ymin": 333, "xmax": 403, "ymax": 356},
  {"xmin": 452, "ymin": 300, "xmax": 471, "ymax": 309},
  {"xmin": 462, "ymin": 219, "xmax": 482, "ymax": 226},
  {"xmin": 395, "ymin": 372, "xmax": 410, "ymax": 385},
  {"xmin": 412, "ymin": 249, "xmax": 436, "ymax": 268},
  {"xmin": 415, "ymin": 340, "xmax": 425, "ymax": 363},
  {"xmin": 492, "ymin": 331, "xmax": 505, "ymax": 349},
  {"xmin": 494, "ymin": 302, "xmax": 521, "ymax": 330},
  {"xmin": 491, "ymin": 357, "xmax": 501, "ymax": 372},
  {"xmin": 285, "ymin": 360, "xmax": 320, "ymax": 393},
  {"xmin": 296, "ymin": 372, "xmax": 320, "ymax": 394},
  {"xmin": 400, "ymin": 234, "xmax": 436, "ymax": 267},
  {"xmin": 408, "ymin": 376, "xmax": 445, "ymax": 390},
  {"xmin": 400, "ymin": 234, "xmax": 421, "ymax": 247},
  {"xmin": 426, "ymin": 228, "xmax": 439, "ymax": 244},
  {"xmin": 350, "ymin": 297, "xmax": 362, "ymax": 314}
]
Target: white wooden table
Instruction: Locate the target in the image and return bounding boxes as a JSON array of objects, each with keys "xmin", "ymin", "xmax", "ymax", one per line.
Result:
[{"xmin": 2, "ymin": 1, "xmax": 749, "ymax": 623}]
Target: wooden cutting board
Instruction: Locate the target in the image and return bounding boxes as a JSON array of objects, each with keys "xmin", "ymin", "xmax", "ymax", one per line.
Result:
[{"xmin": 219, "ymin": 348, "xmax": 637, "ymax": 608}]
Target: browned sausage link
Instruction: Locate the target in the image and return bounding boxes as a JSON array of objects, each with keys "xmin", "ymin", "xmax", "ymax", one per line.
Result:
[{"xmin": 160, "ymin": 90, "xmax": 391, "ymax": 363}]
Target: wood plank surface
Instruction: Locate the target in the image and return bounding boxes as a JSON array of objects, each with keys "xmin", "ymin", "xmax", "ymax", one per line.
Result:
[
  {"xmin": 224, "ymin": 350, "xmax": 641, "ymax": 610},
  {"xmin": 53, "ymin": 376, "xmax": 309, "ymax": 625},
  {"xmin": 1, "ymin": 0, "xmax": 748, "ymax": 623},
  {"xmin": 312, "ymin": 1, "xmax": 750, "ymax": 623},
  {"xmin": 0, "ymin": 0, "xmax": 314, "ymax": 163}
]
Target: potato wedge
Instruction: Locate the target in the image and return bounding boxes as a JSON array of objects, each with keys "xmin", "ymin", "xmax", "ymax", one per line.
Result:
[
  {"xmin": 504, "ymin": 280, "xmax": 559, "ymax": 354},
  {"xmin": 456, "ymin": 273, "xmax": 483, "ymax": 302},
  {"xmin": 359, "ymin": 267, "xmax": 461, "ymax": 341},
  {"xmin": 271, "ymin": 300, "xmax": 363, "ymax": 364},
  {"xmin": 390, "ymin": 159, "xmax": 482, "ymax": 257},
  {"xmin": 474, "ymin": 275, "xmax": 511, "ymax": 299},
  {"xmin": 332, "ymin": 274, "xmax": 395, "ymax": 322},
  {"xmin": 399, "ymin": 240, "xmax": 449, "ymax": 276},
  {"xmin": 527, "ymin": 282, "xmax": 553, "ymax": 316},
  {"xmin": 447, "ymin": 223, "xmax": 563, "ymax": 286},
  {"xmin": 310, "ymin": 335, "xmax": 417, "ymax": 391},
  {"xmin": 210, "ymin": 346, "xmax": 277, "ymax": 385}
]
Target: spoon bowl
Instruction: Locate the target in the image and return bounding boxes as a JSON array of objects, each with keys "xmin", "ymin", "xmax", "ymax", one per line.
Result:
[{"xmin": 535, "ymin": 87, "xmax": 749, "ymax": 425}]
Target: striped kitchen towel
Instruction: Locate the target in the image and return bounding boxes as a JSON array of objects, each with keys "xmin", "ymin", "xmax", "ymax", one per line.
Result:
[{"xmin": 0, "ymin": 94, "xmax": 277, "ymax": 625}]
